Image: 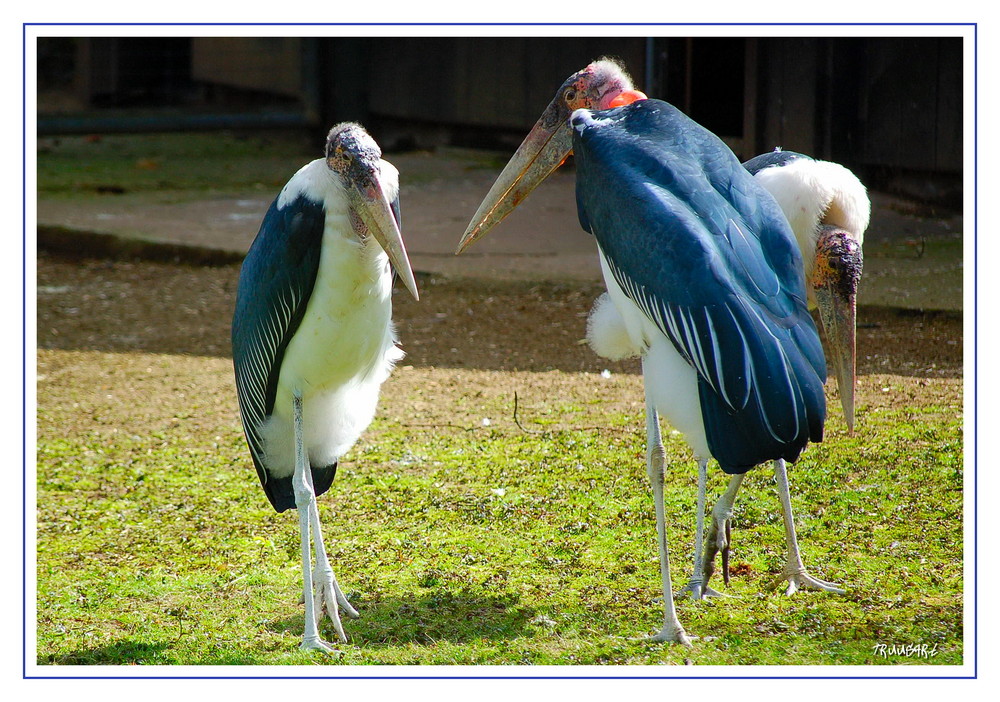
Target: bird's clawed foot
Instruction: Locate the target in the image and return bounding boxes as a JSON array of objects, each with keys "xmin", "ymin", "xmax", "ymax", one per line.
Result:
[
  {"xmin": 769, "ymin": 564, "xmax": 846, "ymax": 596},
  {"xmin": 328, "ymin": 576, "xmax": 360, "ymax": 620},
  {"xmin": 311, "ymin": 566, "xmax": 360, "ymax": 644},
  {"xmin": 299, "ymin": 634, "xmax": 341, "ymax": 654},
  {"xmin": 648, "ymin": 624, "xmax": 695, "ymax": 647},
  {"xmin": 676, "ymin": 578, "xmax": 726, "ymax": 601}
]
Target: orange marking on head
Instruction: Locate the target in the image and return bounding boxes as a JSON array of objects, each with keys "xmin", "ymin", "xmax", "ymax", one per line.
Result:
[{"xmin": 608, "ymin": 90, "xmax": 648, "ymax": 108}]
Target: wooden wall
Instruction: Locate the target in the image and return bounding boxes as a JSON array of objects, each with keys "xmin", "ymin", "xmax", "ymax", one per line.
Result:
[
  {"xmin": 56, "ymin": 36, "xmax": 964, "ymax": 182},
  {"xmin": 361, "ymin": 37, "xmax": 646, "ymax": 130},
  {"xmin": 750, "ymin": 36, "xmax": 963, "ymax": 176},
  {"xmin": 191, "ymin": 37, "xmax": 303, "ymax": 99},
  {"xmin": 860, "ymin": 37, "xmax": 962, "ymax": 173}
]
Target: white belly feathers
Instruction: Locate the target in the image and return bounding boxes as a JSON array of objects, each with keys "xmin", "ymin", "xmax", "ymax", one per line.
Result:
[{"xmin": 259, "ymin": 159, "xmax": 404, "ymax": 478}]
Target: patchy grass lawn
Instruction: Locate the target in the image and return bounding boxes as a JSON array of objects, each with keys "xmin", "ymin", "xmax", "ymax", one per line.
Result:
[
  {"xmin": 34, "ymin": 255, "xmax": 964, "ymax": 668},
  {"xmin": 36, "ymin": 131, "xmax": 317, "ymax": 200}
]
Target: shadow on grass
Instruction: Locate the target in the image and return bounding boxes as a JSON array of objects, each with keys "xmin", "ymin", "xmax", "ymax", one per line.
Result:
[
  {"xmin": 37, "ymin": 640, "xmax": 172, "ymax": 665},
  {"xmin": 269, "ymin": 589, "xmax": 535, "ymax": 647}
]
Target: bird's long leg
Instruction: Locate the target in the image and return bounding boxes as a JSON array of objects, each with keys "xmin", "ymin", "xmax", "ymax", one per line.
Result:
[
  {"xmin": 642, "ymin": 383, "xmax": 692, "ymax": 646},
  {"xmin": 769, "ymin": 459, "xmax": 845, "ymax": 596},
  {"xmin": 292, "ymin": 391, "xmax": 336, "ymax": 653},
  {"xmin": 308, "ymin": 498, "xmax": 359, "ymax": 645},
  {"xmin": 700, "ymin": 472, "xmax": 746, "ymax": 592},
  {"xmin": 676, "ymin": 459, "xmax": 725, "ymax": 600}
]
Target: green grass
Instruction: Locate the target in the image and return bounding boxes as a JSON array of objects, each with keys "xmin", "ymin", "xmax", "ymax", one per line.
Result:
[
  {"xmin": 37, "ymin": 132, "xmax": 316, "ymax": 200},
  {"xmin": 35, "ymin": 352, "xmax": 964, "ymax": 668},
  {"xmin": 35, "ymin": 132, "xmax": 511, "ymax": 201}
]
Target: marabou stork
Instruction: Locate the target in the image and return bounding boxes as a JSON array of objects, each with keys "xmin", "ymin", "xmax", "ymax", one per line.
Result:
[
  {"xmin": 693, "ymin": 149, "xmax": 868, "ymax": 597},
  {"xmin": 232, "ymin": 123, "xmax": 418, "ymax": 652},
  {"xmin": 457, "ymin": 60, "xmax": 831, "ymax": 644},
  {"xmin": 743, "ymin": 148, "xmax": 868, "ymax": 432}
]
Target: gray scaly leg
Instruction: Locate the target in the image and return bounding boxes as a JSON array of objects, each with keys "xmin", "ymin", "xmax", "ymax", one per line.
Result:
[
  {"xmin": 308, "ymin": 500, "xmax": 359, "ymax": 644},
  {"xmin": 642, "ymin": 375, "xmax": 692, "ymax": 645},
  {"xmin": 292, "ymin": 391, "xmax": 336, "ymax": 653},
  {"xmin": 769, "ymin": 459, "xmax": 845, "ymax": 595}
]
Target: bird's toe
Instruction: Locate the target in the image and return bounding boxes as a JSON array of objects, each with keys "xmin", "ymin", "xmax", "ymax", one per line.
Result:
[
  {"xmin": 676, "ymin": 579, "xmax": 707, "ymax": 601},
  {"xmin": 649, "ymin": 625, "xmax": 695, "ymax": 647},
  {"xmin": 701, "ymin": 585, "xmax": 729, "ymax": 599},
  {"xmin": 770, "ymin": 566, "xmax": 846, "ymax": 596},
  {"xmin": 299, "ymin": 635, "xmax": 339, "ymax": 655}
]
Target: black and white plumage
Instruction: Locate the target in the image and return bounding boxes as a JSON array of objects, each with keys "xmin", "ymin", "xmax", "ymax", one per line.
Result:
[
  {"xmin": 591, "ymin": 147, "xmax": 867, "ymax": 598},
  {"xmin": 691, "ymin": 149, "xmax": 869, "ymax": 597},
  {"xmin": 232, "ymin": 122, "xmax": 418, "ymax": 651},
  {"xmin": 744, "ymin": 148, "xmax": 868, "ymax": 430},
  {"xmin": 572, "ymin": 105, "xmax": 827, "ymax": 473},
  {"xmin": 457, "ymin": 60, "xmax": 835, "ymax": 644}
]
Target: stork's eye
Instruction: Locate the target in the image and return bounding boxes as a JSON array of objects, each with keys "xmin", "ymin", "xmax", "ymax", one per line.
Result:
[{"xmin": 326, "ymin": 143, "xmax": 354, "ymax": 174}]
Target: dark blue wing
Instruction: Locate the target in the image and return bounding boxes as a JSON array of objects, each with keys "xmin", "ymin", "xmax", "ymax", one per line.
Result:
[
  {"xmin": 389, "ymin": 191, "xmax": 405, "ymax": 288},
  {"xmin": 390, "ymin": 192, "xmax": 402, "ymax": 232},
  {"xmin": 571, "ymin": 100, "xmax": 826, "ymax": 472},
  {"xmin": 742, "ymin": 148, "xmax": 811, "ymax": 175},
  {"xmin": 231, "ymin": 192, "xmax": 327, "ymax": 509}
]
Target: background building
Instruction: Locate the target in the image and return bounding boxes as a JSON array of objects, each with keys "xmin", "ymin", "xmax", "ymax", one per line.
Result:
[{"xmin": 37, "ymin": 35, "xmax": 963, "ymax": 205}]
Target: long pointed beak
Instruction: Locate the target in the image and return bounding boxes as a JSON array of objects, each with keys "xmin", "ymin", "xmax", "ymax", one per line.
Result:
[
  {"xmin": 353, "ymin": 181, "xmax": 419, "ymax": 301},
  {"xmin": 815, "ymin": 277, "xmax": 857, "ymax": 433},
  {"xmin": 456, "ymin": 113, "xmax": 574, "ymax": 254},
  {"xmin": 812, "ymin": 226, "xmax": 863, "ymax": 432}
]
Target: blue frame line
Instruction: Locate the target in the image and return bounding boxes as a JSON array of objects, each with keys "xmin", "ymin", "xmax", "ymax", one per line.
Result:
[
  {"xmin": 23, "ymin": 21, "xmax": 978, "ymax": 682},
  {"xmin": 972, "ymin": 20, "xmax": 978, "ymax": 687},
  {"xmin": 21, "ymin": 19, "xmax": 28, "ymax": 685}
]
